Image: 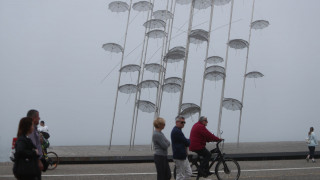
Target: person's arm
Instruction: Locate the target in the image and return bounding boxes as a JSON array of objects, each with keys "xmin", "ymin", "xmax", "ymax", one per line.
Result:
[
  {"xmin": 175, "ymin": 130, "xmax": 190, "ymax": 147},
  {"xmin": 201, "ymin": 126, "xmax": 221, "ymax": 142},
  {"xmin": 154, "ymin": 133, "xmax": 170, "ymax": 150}
]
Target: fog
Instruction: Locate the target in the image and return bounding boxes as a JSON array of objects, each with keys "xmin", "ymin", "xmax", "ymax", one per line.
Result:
[{"xmin": 1, "ymin": 0, "xmax": 320, "ymax": 162}]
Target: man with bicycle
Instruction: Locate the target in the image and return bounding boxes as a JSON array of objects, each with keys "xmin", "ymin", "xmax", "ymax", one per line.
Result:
[{"xmin": 189, "ymin": 116, "xmax": 222, "ymax": 177}]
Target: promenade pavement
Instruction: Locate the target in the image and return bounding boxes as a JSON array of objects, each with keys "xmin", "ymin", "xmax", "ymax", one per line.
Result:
[{"xmin": 46, "ymin": 141, "xmax": 319, "ymax": 164}]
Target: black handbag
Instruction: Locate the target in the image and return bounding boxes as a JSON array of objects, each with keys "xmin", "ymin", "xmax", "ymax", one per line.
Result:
[{"xmin": 13, "ymin": 157, "xmax": 40, "ymax": 178}]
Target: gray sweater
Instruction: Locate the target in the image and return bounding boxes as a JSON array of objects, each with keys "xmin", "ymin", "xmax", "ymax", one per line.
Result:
[{"xmin": 152, "ymin": 130, "xmax": 170, "ymax": 156}]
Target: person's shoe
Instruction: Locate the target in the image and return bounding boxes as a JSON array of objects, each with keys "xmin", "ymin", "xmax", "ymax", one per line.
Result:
[
  {"xmin": 306, "ymin": 157, "xmax": 309, "ymax": 162},
  {"xmin": 312, "ymin": 159, "xmax": 316, "ymax": 163}
]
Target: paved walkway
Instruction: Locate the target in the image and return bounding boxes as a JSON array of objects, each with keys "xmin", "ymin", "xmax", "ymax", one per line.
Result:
[{"xmin": 44, "ymin": 141, "xmax": 317, "ymax": 164}]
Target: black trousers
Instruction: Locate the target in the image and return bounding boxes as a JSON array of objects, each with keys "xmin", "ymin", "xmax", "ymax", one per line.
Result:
[
  {"xmin": 194, "ymin": 148, "xmax": 211, "ymax": 173},
  {"xmin": 154, "ymin": 155, "xmax": 171, "ymax": 180},
  {"xmin": 308, "ymin": 146, "xmax": 315, "ymax": 159}
]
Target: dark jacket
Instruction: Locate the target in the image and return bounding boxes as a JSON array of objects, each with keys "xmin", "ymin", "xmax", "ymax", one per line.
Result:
[
  {"xmin": 189, "ymin": 121, "xmax": 221, "ymax": 151},
  {"xmin": 171, "ymin": 126, "xmax": 190, "ymax": 160}
]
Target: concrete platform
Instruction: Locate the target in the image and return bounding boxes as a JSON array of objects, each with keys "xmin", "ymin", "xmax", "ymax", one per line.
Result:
[{"xmin": 46, "ymin": 141, "xmax": 319, "ymax": 164}]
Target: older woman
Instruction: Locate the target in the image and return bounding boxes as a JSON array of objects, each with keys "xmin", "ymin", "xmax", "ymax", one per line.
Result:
[
  {"xmin": 152, "ymin": 117, "xmax": 171, "ymax": 180},
  {"xmin": 13, "ymin": 117, "xmax": 41, "ymax": 180}
]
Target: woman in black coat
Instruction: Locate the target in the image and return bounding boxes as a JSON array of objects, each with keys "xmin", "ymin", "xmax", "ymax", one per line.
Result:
[{"xmin": 13, "ymin": 117, "xmax": 41, "ymax": 180}]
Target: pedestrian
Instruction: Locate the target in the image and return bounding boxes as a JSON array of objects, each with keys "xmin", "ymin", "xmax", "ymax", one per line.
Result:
[
  {"xmin": 13, "ymin": 117, "xmax": 41, "ymax": 180},
  {"xmin": 171, "ymin": 115, "xmax": 192, "ymax": 180},
  {"xmin": 306, "ymin": 127, "xmax": 318, "ymax": 163},
  {"xmin": 152, "ymin": 117, "xmax": 171, "ymax": 180},
  {"xmin": 27, "ymin": 109, "xmax": 44, "ymax": 178}
]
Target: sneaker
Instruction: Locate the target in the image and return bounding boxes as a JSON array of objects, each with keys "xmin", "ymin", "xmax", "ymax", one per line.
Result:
[
  {"xmin": 312, "ymin": 159, "xmax": 316, "ymax": 163},
  {"xmin": 306, "ymin": 157, "xmax": 309, "ymax": 162}
]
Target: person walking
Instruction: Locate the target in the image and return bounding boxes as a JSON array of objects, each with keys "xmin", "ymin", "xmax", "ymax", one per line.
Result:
[
  {"xmin": 306, "ymin": 127, "xmax": 318, "ymax": 163},
  {"xmin": 152, "ymin": 117, "xmax": 171, "ymax": 180},
  {"xmin": 27, "ymin": 109, "xmax": 44, "ymax": 178},
  {"xmin": 171, "ymin": 115, "xmax": 192, "ymax": 180},
  {"xmin": 13, "ymin": 117, "xmax": 41, "ymax": 180}
]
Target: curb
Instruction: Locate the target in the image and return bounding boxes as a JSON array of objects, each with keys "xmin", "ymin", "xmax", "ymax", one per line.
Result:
[{"xmin": 58, "ymin": 152, "xmax": 319, "ymax": 164}]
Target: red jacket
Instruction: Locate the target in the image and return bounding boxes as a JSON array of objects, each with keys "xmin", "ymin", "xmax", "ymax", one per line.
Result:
[{"xmin": 189, "ymin": 121, "xmax": 221, "ymax": 151}]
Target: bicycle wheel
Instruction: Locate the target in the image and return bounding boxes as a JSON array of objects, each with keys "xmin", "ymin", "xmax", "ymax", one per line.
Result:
[
  {"xmin": 215, "ymin": 159, "xmax": 240, "ymax": 180},
  {"xmin": 47, "ymin": 152, "xmax": 59, "ymax": 170}
]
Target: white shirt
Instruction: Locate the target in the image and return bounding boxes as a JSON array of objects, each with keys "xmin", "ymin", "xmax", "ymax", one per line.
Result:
[{"xmin": 38, "ymin": 125, "xmax": 49, "ymax": 133}]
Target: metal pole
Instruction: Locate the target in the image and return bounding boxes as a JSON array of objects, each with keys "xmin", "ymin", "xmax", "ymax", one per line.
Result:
[
  {"xmin": 217, "ymin": 0, "xmax": 235, "ymax": 137},
  {"xmin": 237, "ymin": 0, "xmax": 255, "ymax": 146},
  {"xmin": 199, "ymin": 0, "xmax": 215, "ymax": 117},
  {"xmin": 109, "ymin": 0, "xmax": 133, "ymax": 150},
  {"xmin": 178, "ymin": 0, "xmax": 196, "ymax": 115}
]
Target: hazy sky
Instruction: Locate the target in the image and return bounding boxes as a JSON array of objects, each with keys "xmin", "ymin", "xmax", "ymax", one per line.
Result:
[{"xmin": 1, "ymin": 0, "xmax": 320, "ymax": 162}]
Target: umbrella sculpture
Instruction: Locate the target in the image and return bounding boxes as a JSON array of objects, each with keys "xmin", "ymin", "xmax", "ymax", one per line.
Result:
[
  {"xmin": 147, "ymin": 29, "xmax": 167, "ymax": 39},
  {"xmin": 164, "ymin": 46, "xmax": 186, "ymax": 63},
  {"xmin": 181, "ymin": 103, "xmax": 200, "ymax": 111},
  {"xmin": 228, "ymin": 39, "xmax": 249, "ymax": 49},
  {"xmin": 251, "ymin": 20, "xmax": 269, "ymax": 30},
  {"xmin": 143, "ymin": 19, "xmax": 166, "ymax": 29},
  {"xmin": 176, "ymin": 0, "xmax": 192, "ymax": 5},
  {"xmin": 222, "ymin": 98, "xmax": 243, "ymax": 111},
  {"xmin": 205, "ymin": 65, "xmax": 225, "ymax": 74},
  {"xmin": 214, "ymin": 0, "xmax": 232, "ymax": 6},
  {"xmin": 189, "ymin": 29, "xmax": 209, "ymax": 44},
  {"xmin": 180, "ymin": 103, "xmax": 201, "ymax": 119},
  {"xmin": 206, "ymin": 56, "xmax": 224, "ymax": 64},
  {"xmin": 132, "ymin": 1, "xmax": 153, "ymax": 12},
  {"xmin": 136, "ymin": 100, "xmax": 156, "ymax": 113},
  {"xmin": 119, "ymin": 64, "xmax": 141, "ymax": 73},
  {"xmin": 205, "ymin": 71, "xmax": 225, "ymax": 81},
  {"xmin": 119, "ymin": 84, "xmax": 138, "ymax": 94},
  {"xmin": 145, "ymin": 63, "xmax": 165, "ymax": 73},
  {"xmin": 108, "ymin": 1, "xmax": 129, "ymax": 13},
  {"xmin": 153, "ymin": 10, "xmax": 174, "ymax": 21},
  {"xmin": 162, "ymin": 83, "xmax": 181, "ymax": 93},
  {"xmin": 102, "ymin": 43, "xmax": 124, "ymax": 53},
  {"xmin": 194, "ymin": 0, "xmax": 212, "ymax": 10},
  {"xmin": 237, "ymin": 0, "xmax": 269, "ymax": 145},
  {"xmin": 138, "ymin": 80, "xmax": 160, "ymax": 89},
  {"xmin": 164, "ymin": 77, "xmax": 182, "ymax": 86}
]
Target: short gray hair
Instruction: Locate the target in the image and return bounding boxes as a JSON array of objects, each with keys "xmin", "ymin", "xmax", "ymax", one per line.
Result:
[
  {"xmin": 199, "ymin": 116, "xmax": 207, "ymax": 122},
  {"xmin": 175, "ymin": 115, "xmax": 185, "ymax": 121}
]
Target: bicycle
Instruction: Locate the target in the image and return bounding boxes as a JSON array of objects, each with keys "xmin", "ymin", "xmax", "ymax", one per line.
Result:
[
  {"xmin": 174, "ymin": 140, "xmax": 240, "ymax": 180},
  {"xmin": 40, "ymin": 133, "xmax": 59, "ymax": 170}
]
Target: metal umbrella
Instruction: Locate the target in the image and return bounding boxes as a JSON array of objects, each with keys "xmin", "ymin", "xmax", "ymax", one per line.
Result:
[
  {"xmin": 102, "ymin": 43, "xmax": 124, "ymax": 53},
  {"xmin": 214, "ymin": 0, "xmax": 232, "ymax": 6},
  {"xmin": 108, "ymin": 1, "xmax": 129, "ymax": 12},
  {"xmin": 119, "ymin": 84, "xmax": 137, "ymax": 94},
  {"xmin": 164, "ymin": 46, "xmax": 186, "ymax": 63},
  {"xmin": 205, "ymin": 71, "xmax": 225, "ymax": 81},
  {"xmin": 251, "ymin": 20, "xmax": 269, "ymax": 30},
  {"xmin": 176, "ymin": 0, "xmax": 192, "ymax": 5},
  {"xmin": 205, "ymin": 56, "xmax": 224, "ymax": 64},
  {"xmin": 194, "ymin": 0, "xmax": 212, "ymax": 10},
  {"xmin": 180, "ymin": 106, "xmax": 201, "ymax": 119},
  {"xmin": 153, "ymin": 10, "xmax": 174, "ymax": 21},
  {"xmin": 189, "ymin": 29, "xmax": 209, "ymax": 44},
  {"xmin": 143, "ymin": 19, "xmax": 166, "ymax": 29},
  {"xmin": 119, "ymin": 64, "xmax": 141, "ymax": 73},
  {"xmin": 145, "ymin": 63, "xmax": 165, "ymax": 73},
  {"xmin": 146, "ymin": 29, "xmax": 166, "ymax": 39},
  {"xmin": 222, "ymin": 98, "xmax": 242, "ymax": 111},
  {"xmin": 164, "ymin": 77, "xmax": 182, "ymax": 86},
  {"xmin": 205, "ymin": 65, "xmax": 225, "ymax": 74},
  {"xmin": 137, "ymin": 100, "xmax": 156, "ymax": 113},
  {"xmin": 228, "ymin": 39, "xmax": 249, "ymax": 50},
  {"xmin": 162, "ymin": 83, "xmax": 181, "ymax": 93},
  {"xmin": 181, "ymin": 103, "xmax": 200, "ymax": 111},
  {"xmin": 138, "ymin": 80, "xmax": 160, "ymax": 89},
  {"xmin": 245, "ymin": 71, "xmax": 264, "ymax": 78},
  {"xmin": 132, "ymin": 1, "xmax": 153, "ymax": 12}
]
